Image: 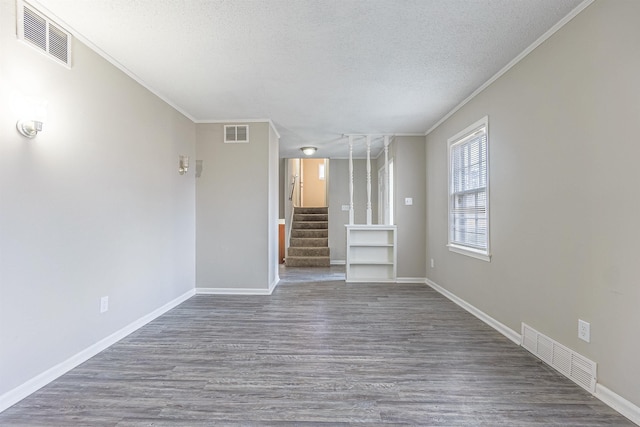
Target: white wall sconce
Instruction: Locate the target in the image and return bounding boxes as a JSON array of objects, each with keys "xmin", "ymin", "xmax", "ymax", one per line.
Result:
[
  {"xmin": 15, "ymin": 96, "xmax": 47, "ymax": 139},
  {"xmin": 16, "ymin": 119, "xmax": 43, "ymax": 138},
  {"xmin": 301, "ymin": 146, "xmax": 317, "ymax": 156},
  {"xmin": 178, "ymin": 155, "xmax": 189, "ymax": 175}
]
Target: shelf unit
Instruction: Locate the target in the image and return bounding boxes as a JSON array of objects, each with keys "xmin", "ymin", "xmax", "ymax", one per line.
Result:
[{"xmin": 345, "ymin": 225, "xmax": 397, "ymax": 283}]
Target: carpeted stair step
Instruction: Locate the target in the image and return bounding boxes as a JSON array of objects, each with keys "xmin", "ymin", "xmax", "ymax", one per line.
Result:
[
  {"xmin": 291, "ymin": 229, "xmax": 328, "ymax": 238},
  {"xmin": 294, "ymin": 207, "xmax": 328, "ymax": 214},
  {"xmin": 288, "ymin": 247, "xmax": 330, "ymax": 257},
  {"xmin": 287, "ymin": 206, "xmax": 330, "ymax": 267},
  {"xmin": 293, "ymin": 221, "xmax": 328, "ymax": 230},
  {"xmin": 294, "ymin": 213, "xmax": 328, "ymax": 222},
  {"xmin": 290, "ymin": 237, "xmax": 328, "ymax": 247},
  {"xmin": 285, "ymin": 256, "xmax": 330, "ymax": 267}
]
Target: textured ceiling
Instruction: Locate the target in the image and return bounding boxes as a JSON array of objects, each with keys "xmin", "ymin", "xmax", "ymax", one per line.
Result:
[{"xmin": 33, "ymin": 0, "xmax": 584, "ymax": 158}]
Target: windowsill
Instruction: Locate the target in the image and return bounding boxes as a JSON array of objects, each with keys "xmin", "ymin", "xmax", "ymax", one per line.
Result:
[{"xmin": 447, "ymin": 244, "xmax": 491, "ymax": 262}]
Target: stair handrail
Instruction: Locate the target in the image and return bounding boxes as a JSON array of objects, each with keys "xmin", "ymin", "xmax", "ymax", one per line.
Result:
[
  {"xmin": 285, "ymin": 175, "xmax": 299, "ymax": 262},
  {"xmin": 286, "ymin": 200, "xmax": 296, "ymax": 263},
  {"xmin": 288, "ymin": 175, "xmax": 298, "ymax": 201}
]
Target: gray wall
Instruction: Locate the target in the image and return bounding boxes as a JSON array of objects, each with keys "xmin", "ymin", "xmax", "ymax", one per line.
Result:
[
  {"xmin": 328, "ymin": 159, "xmax": 348, "ymax": 262},
  {"xmin": 425, "ymin": 0, "xmax": 639, "ymax": 407},
  {"xmin": 329, "ymin": 144, "xmax": 426, "ymax": 280},
  {"xmin": 392, "ymin": 137, "xmax": 427, "ymax": 279},
  {"xmin": 278, "ymin": 158, "xmax": 286, "ymax": 219},
  {"xmin": 328, "ymin": 159, "xmax": 377, "ymax": 262},
  {"xmin": 196, "ymin": 122, "xmax": 278, "ymax": 290},
  {"xmin": 0, "ymin": 0, "xmax": 196, "ymax": 396},
  {"xmin": 268, "ymin": 126, "xmax": 280, "ymax": 286}
]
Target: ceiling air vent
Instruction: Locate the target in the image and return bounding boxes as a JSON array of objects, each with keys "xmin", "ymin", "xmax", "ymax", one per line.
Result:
[
  {"xmin": 224, "ymin": 125, "xmax": 249, "ymax": 143},
  {"xmin": 18, "ymin": 1, "xmax": 72, "ymax": 67}
]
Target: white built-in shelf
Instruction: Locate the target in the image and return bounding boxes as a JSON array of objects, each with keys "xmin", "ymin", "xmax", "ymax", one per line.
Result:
[
  {"xmin": 345, "ymin": 225, "xmax": 397, "ymax": 283},
  {"xmin": 350, "ymin": 261, "xmax": 394, "ymax": 265}
]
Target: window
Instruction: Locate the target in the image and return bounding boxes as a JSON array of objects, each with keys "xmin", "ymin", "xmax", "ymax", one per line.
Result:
[{"xmin": 448, "ymin": 116, "xmax": 490, "ymax": 261}]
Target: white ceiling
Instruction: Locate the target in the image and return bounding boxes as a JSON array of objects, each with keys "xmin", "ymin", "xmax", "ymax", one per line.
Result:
[{"xmin": 34, "ymin": 0, "xmax": 584, "ymax": 158}]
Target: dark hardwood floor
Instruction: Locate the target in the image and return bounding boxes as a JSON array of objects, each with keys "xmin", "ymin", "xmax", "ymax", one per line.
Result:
[{"xmin": 0, "ymin": 266, "xmax": 633, "ymax": 426}]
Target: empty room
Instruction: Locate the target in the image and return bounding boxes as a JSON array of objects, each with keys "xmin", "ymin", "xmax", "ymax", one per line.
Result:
[{"xmin": 0, "ymin": 0, "xmax": 638, "ymax": 425}]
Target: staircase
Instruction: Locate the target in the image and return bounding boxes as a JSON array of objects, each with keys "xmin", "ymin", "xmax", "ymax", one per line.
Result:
[{"xmin": 286, "ymin": 207, "xmax": 330, "ymax": 267}]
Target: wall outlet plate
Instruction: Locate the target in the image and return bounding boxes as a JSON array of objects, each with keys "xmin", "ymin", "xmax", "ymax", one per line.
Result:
[
  {"xmin": 404, "ymin": 197, "xmax": 413, "ymax": 205},
  {"xmin": 341, "ymin": 205, "xmax": 350, "ymax": 211},
  {"xmin": 100, "ymin": 296, "xmax": 109, "ymax": 313},
  {"xmin": 578, "ymin": 319, "xmax": 590, "ymax": 342}
]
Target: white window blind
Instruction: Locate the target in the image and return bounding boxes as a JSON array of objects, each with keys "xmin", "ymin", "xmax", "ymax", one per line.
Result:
[{"xmin": 448, "ymin": 117, "xmax": 490, "ymax": 260}]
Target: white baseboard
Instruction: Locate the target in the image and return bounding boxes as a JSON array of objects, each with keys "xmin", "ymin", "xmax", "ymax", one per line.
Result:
[
  {"xmin": 596, "ymin": 384, "xmax": 640, "ymax": 426},
  {"xmin": 270, "ymin": 276, "xmax": 280, "ymax": 293},
  {"xmin": 425, "ymin": 277, "xmax": 640, "ymax": 426},
  {"xmin": 196, "ymin": 276, "xmax": 280, "ymax": 296},
  {"xmin": 196, "ymin": 286, "xmax": 275, "ymax": 295},
  {"xmin": 330, "ymin": 260, "xmax": 346, "ymax": 265},
  {"xmin": 0, "ymin": 288, "xmax": 195, "ymax": 414},
  {"xmin": 521, "ymin": 323, "xmax": 596, "ymax": 393},
  {"xmin": 396, "ymin": 277, "xmax": 427, "ymax": 284},
  {"xmin": 425, "ymin": 278, "xmax": 521, "ymax": 345}
]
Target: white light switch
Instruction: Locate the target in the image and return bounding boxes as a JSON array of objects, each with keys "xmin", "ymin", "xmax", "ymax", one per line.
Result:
[{"xmin": 404, "ymin": 197, "xmax": 413, "ymax": 205}]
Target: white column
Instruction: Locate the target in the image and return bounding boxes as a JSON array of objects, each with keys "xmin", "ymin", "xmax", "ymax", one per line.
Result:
[
  {"xmin": 366, "ymin": 135, "xmax": 372, "ymax": 225},
  {"xmin": 384, "ymin": 135, "xmax": 390, "ymax": 225},
  {"xmin": 348, "ymin": 135, "xmax": 354, "ymax": 225}
]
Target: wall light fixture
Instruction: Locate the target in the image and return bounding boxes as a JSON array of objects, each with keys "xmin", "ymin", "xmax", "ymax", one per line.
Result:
[
  {"xmin": 16, "ymin": 120, "xmax": 43, "ymax": 138},
  {"xmin": 15, "ymin": 97, "xmax": 47, "ymax": 139},
  {"xmin": 178, "ymin": 155, "xmax": 189, "ymax": 175}
]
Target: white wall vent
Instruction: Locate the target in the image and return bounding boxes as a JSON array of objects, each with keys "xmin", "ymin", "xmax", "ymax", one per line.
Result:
[
  {"xmin": 521, "ymin": 323, "xmax": 597, "ymax": 393},
  {"xmin": 224, "ymin": 125, "xmax": 249, "ymax": 143},
  {"xmin": 17, "ymin": 1, "xmax": 72, "ymax": 67}
]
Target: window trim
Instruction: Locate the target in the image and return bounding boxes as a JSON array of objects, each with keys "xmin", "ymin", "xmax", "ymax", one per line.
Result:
[{"xmin": 447, "ymin": 116, "xmax": 491, "ymax": 262}]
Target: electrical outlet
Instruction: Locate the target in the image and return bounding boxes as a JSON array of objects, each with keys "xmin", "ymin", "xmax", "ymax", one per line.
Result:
[
  {"xmin": 100, "ymin": 296, "xmax": 109, "ymax": 313},
  {"xmin": 404, "ymin": 197, "xmax": 413, "ymax": 205},
  {"xmin": 341, "ymin": 205, "xmax": 350, "ymax": 211},
  {"xmin": 430, "ymin": 258, "xmax": 435, "ymax": 268},
  {"xmin": 578, "ymin": 319, "xmax": 590, "ymax": 342}
]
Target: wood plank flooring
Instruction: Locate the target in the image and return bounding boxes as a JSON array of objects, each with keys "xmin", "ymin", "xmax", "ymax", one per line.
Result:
[{"xmin": 0, "ymin": 266, "xmax": 633, "ymax": 426}]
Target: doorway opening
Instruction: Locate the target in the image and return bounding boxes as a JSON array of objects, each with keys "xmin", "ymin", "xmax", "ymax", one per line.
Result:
[{"xmin": 300, "ymin": 158, "xmax": 328, "ymax": 207}]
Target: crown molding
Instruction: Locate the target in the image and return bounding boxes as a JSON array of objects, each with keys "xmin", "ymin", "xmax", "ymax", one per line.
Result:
[{"xmin": 425, "ymin": 0, "xmax": 595, "ymax": 136}]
